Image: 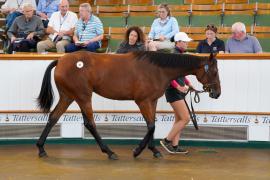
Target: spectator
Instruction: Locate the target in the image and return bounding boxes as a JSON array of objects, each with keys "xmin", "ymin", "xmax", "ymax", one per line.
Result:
[
  {"xmin": 37, "ymin": 0, "xmax": 78, "ymax": 53},
  {"xmin": 65, "ymin": 3, "xmax": 103, "ymax": 53},
  {"xmin": 196, "ymin": 24, "xmax": 225, "ymax": 53},
  {"xmin": 36, "ymin": 0, "xmax": 60, "ymax": 28},
  {"xmin": 226, "ymin": 22, "xmax": 262, "ymax": 53},
  {"xmin": 147, "ymin": 4, "xmax": 179, "ymax": 51},
  {"xmin": 116, "ymin": 26, "xmax": 145, "ymax": 54},
  {"xmin": 160, "ymin": 32, "xmax": 194, "ymax": 154},
  {"xmin": 1, "ymin": 0, "xmax": 37, "ymax": 29},
  {"xmin": 7, "ymin": 3, "xmax": 44, "ymax": 53}
]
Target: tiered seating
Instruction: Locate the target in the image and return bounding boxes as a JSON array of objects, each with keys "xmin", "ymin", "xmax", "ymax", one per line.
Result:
[
  {"xmin": 127, "ymin": 5, "xmax": 157, "ymax": 26},
  {"xmin": 253, "ymin": 26, "xmax": 270, "ymax": 53},
  {"xmin": 170, "ymin": 5, "xmax": 190, "ymax": 26},
  {"xmin": 222, "ymin": 3, "xmax": 256, "ymax": 26},
  {"xmin": 95, "ymin": 6, "xmax": 128, "ymax": 27},
  {"xmin": 255, "ymin": 3, "xmax": 270, "ymax": 26},
  {"xmin": 190, "ymin": 4, "xmax": 223, "ymax": 26}
]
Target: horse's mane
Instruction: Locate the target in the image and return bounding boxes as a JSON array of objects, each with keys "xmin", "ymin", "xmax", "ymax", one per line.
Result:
[{"xmin": 132, "ymin": 51, "xmax": 208, "ymax": 69}]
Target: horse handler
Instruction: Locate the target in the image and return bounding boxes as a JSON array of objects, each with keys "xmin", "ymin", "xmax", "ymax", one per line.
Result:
[{"xmin": 160, "ymin": 32, "xmax": 194, "ymax": 154}]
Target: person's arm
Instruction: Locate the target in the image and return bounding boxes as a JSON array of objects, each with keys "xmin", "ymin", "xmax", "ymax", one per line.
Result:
[
  {"xmin": 164, "ymin": 17, "xmax": 179, "ymax": 40},
  {"xmin": 148, "ymin": 20, "xmax": 156, "ymax": 40},
  {"xmin": 46, "ymin": 26, "xmax": 57, "ymax": 34},
  {"xmin": 196, "ymin": 41, "xmax": 202, "ymax": 53},
  {"xmin": 35, "ymin": 19, "xmax": 45, "ymax": 37},
  {"xmin": 253, "ymin": 37, "xmax": 263, "ymax": 53},
  {"xmin": 7, "ymin": 19, "xmax": 18, "ymax": 41},
  {"xmin": 73, "ymin": 29, "xmax": 79, "ymax": 43},
  {"xmin": 225, "ymin": 39, "xmax": 230, "ymax": 53},
  {"xmin": 218, "ymin": 39, "xmax": 225, "ymax": 53},
  {"xmin": 171, "ymin": 80, "xmax": 189, "ymax": 93},
  {"xmin": 59, "ymin": 27, "xmax": 75, "ymax": 37}
]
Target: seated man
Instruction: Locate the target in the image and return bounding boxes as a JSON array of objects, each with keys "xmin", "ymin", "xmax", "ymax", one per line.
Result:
[
  {"xmin": 7, "ymin": 3, "xmax": 44, "ymax": 53},
  {"xmin": 37, "ymin": 0, "xmax": 78, "ymax": 53},
  {"xmin": 36, "ymin": 0, "xmax": 60, "ymax": 28},
  {"xmin": 65, "ymin": 3, "xmax": 103, "ymax": 53},
  {"xmin": 226, "ymin": 22, "xmax": 262, "ymax": 53},
  {"xmin": 1, "ymin": 0, "xmax": 37, "ymax": 29}
]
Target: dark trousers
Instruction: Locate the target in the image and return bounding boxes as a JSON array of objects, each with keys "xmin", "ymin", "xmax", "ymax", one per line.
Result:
[
  {"xmin": 6, "ymin": 12, "xmax": 23, "ymax": 29},
  {"xmin": 65, "ymin": 41, "xmax": 100, "ymax": 53},
  {"xmin": 9, "ymin": 39, "xmax": 37, "ymax": 53}
]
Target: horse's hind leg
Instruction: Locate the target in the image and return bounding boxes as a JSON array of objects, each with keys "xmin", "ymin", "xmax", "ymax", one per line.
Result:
[
  {"xmin": 36, "ymin": 95, "xmax": 73, "ymax": 157},
  {"xmin": 133, "ymin": 100, "xmax": 162, "ymax": 158},
  {"xmin": 79, "ymin": 100, "xmax": 118, "ymax": 160}
]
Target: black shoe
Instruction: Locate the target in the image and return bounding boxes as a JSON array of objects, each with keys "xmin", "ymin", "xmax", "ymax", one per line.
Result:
[
  {"xmin": 174, "ymin": 146, "xmax": 189, "ymax": 154},
  {"xmin": 160, "ymin": 138, "xmax": 175, "ymax": 154}
]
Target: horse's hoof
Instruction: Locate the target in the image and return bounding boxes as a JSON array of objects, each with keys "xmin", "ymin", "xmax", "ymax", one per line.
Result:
[
  {"xmin": 39, "ymin": 151, "xmax": 48, "ymax": 158},
  {"xmin": 153, "ymin": 152, "xmax": 163, "ymax": 158},
  {"xmin": 133, "ymin": 148, "xmax": 141, "ymax": 158},
  {"xmin": 108, "ymin": 153, "xmax": 118, "ymax": 160}
]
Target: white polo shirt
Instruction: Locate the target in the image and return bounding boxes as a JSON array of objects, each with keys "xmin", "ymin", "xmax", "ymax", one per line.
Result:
[{"xmin": 48, "ymin": 11, "xmax": 78, "ymax": 41}]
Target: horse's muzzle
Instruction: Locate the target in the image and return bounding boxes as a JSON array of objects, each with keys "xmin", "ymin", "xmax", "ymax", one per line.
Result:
[{"xmin": 209, "ymin": 90, "xmax": 220, "ymax": 99}]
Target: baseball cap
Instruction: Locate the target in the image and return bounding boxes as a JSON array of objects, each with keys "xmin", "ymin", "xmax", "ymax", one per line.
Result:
[{"xmin": 174, "ymin": 32, "xmax": 192, "ymax": 42}]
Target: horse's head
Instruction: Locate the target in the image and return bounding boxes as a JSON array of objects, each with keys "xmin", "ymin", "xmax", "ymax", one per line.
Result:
[{"xmin": 196, "ymin": 53, "xmax": 221, "ymax": 99}]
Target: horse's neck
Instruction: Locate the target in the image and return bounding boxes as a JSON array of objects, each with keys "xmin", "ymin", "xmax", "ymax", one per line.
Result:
[{"xmin": 162, "ymin": 64, "xmax": 201, "ymax": 81}]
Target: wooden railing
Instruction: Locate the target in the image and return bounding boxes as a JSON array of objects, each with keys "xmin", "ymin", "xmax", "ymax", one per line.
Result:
[{"xmin": 1, "ymin": 53, "xmax": 270, "ymax": 60}]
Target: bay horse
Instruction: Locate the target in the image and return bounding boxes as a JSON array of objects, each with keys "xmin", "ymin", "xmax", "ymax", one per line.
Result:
[{"xmin": 36, "ymin": 51, "xmax": 221, "ymax": 160}]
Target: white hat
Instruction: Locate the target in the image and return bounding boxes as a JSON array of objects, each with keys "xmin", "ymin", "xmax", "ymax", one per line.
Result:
[{"xmin": 174, "ymin": 32, "xmax": 192, "ymax": 42}]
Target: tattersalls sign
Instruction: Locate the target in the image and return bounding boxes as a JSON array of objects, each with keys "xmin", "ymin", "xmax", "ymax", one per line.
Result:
[{"xmin": 0, "ymin": 113, "xmax": 269, "ymax": 126}]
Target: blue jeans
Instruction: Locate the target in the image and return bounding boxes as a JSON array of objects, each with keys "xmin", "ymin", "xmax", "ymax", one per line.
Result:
[
  {"xmin": 65, "ymin": 41, "xmax": 100, "ymax": 53},
  {"xmin": 6, "ymin": 11, "xmax": 23, "ymax": 29}
]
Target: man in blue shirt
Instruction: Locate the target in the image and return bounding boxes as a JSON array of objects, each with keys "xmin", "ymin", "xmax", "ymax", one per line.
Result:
[
  {"xmin": 36, "ymin": 0, "xmax": 60, "ymax": 28},
  {"xmin": 65, "ymin": 3, "xmax": 104, "ymax": 53},
  {"xmin": 226, "ymin": 22, "xmax": 262, "ymax": 53}
]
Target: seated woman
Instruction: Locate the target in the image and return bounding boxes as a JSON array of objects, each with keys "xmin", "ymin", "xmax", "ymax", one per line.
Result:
[
  {"xmin": 147, "ymin": 3, "xmax": 179, "ymax": 51},
  {"xmin": 196, "ymin": 24, "xmax": 225, "ymax": 53},
  {"xmin": 116, "ymin": 26, "xmax": 145, "ymax": 54}
]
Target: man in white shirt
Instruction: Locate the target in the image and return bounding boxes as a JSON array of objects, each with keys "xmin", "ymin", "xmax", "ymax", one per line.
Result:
[
  {"xmin": 1, "ymin": 0, "xmax": 37, "ymax": 29},
  {"xmin": 37, "ymin": 0, "xmax": 78, "ymax": 53}
]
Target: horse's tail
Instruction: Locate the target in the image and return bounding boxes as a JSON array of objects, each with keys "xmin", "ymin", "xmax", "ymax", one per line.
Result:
[{"xmin": 37, "ymin": 60, "xmax": 58, "ymax": 113}]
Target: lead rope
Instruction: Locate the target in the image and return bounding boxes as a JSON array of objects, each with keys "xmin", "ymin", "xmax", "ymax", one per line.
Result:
[{"xmin": 184, "ymin": 88, "xmax": 206, "ymax": 130}]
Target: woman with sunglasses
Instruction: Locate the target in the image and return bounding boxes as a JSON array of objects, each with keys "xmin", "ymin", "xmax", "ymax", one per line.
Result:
[{"xmin": 196, "ymin": 24, "xmax": 225, "ymax": 53}]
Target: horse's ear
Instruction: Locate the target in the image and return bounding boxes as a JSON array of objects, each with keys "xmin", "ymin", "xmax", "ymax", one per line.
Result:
[{"xmin": 209, "ymin": 52, "xmax": 218, "ymax": 60}]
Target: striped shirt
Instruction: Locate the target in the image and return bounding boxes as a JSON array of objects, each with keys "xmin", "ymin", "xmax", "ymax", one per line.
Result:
[{"xmin": 75, "ymin": 15, "xmax": 103, "ymax": 44}]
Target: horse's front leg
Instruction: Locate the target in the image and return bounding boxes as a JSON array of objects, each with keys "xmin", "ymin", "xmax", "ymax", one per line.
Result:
[{"xmin": 81, "ymin": 109, "xmax": 118, "ymax": 160}]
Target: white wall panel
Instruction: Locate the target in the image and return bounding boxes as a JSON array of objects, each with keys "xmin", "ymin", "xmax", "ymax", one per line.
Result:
[{"xmin": 1, "ymin": 59, "xmax": 270, "ymax": 113}]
